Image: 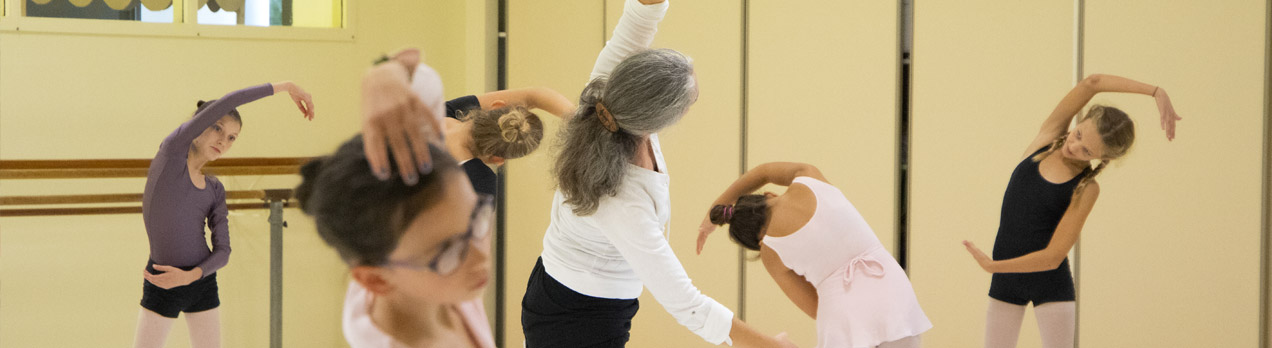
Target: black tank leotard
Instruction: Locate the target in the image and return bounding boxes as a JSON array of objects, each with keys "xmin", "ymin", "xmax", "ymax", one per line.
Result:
[{"xmin": 988, "ymin": 147, "xmax": 1091, "ymax": 306}]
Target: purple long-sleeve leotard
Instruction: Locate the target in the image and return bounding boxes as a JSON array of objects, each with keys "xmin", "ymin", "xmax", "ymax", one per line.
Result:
[{"xmin": 142, "ymin": 83, "xmax": 273, "ymax": 277}]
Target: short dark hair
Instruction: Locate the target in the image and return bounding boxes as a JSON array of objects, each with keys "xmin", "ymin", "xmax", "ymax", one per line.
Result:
[
  {"xmin": 296, "ymin": 135, "xmax": 460, "ymax": 266},
  {"xmin": 194, "ymin": 100, "xmax": 243, "ymax": 126}
]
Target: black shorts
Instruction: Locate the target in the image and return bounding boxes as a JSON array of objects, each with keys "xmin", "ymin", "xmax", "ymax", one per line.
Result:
[
  {"xmin": 522, "ymin": 258, "xmax": 640, "ymax": 348},
  {"xmin": 988, "ymin": 258, "xmax": 1075, "ymax": 306},
  {"xmin": 139, "ymin": 260, "xmax": 220, "ymax": 318}
]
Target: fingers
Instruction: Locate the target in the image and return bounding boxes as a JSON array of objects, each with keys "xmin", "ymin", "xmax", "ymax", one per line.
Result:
[
  {"xmin": 391, "ymin": 48, "xmax": 421, "ymax": 71},
  {"xmin": 153, "ymin": 264, "xmax": 177, "ymax": 272},
  {"xmin": 696, "ymin": 234, "xmax": 707, "ymax": 255},
  {"xmin": 383, "ymin": 115, "xmax": 420, "ymax": 186},
  {"xmin": 292, "ymin": 92, "xmax": 315, "ymax": 120},
  {"xmin": 294, "ymin": 99, "xmax": 308, "ymax": 119},
  {"xmin": 362, "ymin": 124, "xmax": 392, "ymax": 181},
  {"xmin": 406, "ymin": 96, "xmax": 435, "ymax": 176},
  {"xmin": 962, "ymin": 240, "xmax": 979, "ymax": 254},
  {"xmin": 144, "ymin": 271, "xmax": 174, "ymax": 289}
]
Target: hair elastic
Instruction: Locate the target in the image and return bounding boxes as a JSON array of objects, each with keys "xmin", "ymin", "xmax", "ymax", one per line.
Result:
[{"xmin": 595, "ymin": 101, "xmax": 619, "ymax": 133}]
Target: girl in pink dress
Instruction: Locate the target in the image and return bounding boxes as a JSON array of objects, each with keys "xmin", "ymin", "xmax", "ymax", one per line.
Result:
[{"xmin": 699, "ymin": 162, "xmax": 931, "ymax": 348}]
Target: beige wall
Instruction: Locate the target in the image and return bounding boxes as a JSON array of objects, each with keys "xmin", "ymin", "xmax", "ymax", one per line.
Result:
[
  {"xmin": 909, "ymin": 1, "xmax": 1076, "ymax": 347},
  {"xmin": 744, "ymin": 1, "xmax": 899, "ymax": 346},
  {"xmin": 0, "ymin": 0, "xmax": 485, "ymax": 347},
  {"xmin": 1079, "ymin": 1, "xmax": 1265, "ymax": 346},
  {"xmin": 501, "ymin": 1, "xmax": 603, "ymax": 347},
  {"xmin": 912, "ymin": 0, "xmax": 1268, "ymax": 347}
]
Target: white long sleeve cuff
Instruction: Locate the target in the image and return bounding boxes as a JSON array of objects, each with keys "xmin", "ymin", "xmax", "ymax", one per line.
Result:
[{"xmin": 590, "ymin": 0, "xmax": 670, "ymax": 80}]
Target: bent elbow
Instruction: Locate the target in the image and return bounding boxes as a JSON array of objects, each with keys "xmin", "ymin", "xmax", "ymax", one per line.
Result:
[
  {"xmin": 1044, "ymin": 254, "xmax": 1067, "ymax": 270},
  {"xmin": 1080, "ymin": 74, "xmax": 1104, "ymax": 90}
]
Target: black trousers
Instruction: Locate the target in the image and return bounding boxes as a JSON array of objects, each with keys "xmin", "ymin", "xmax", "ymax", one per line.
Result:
[{"xmin": 522, "ymin": 258, "xmax": 640, "ymax": 348}]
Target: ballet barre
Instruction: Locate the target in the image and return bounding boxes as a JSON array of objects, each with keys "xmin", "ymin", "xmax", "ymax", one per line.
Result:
[{"xmin": 0, "ymin": 157, "xmax": 309, "ymax": 348}]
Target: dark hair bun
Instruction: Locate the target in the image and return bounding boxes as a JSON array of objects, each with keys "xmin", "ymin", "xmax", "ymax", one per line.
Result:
[
  {"xmin": 196, "ymin": 100, "xmax": 208, "ymax": 108},
  {"xmin": 708, "ymin": 205, "xmax": 730, "ymax": 225},
  {"xmin": 295, "ymin": 157, "xmax": 327, "ymax": 214}
]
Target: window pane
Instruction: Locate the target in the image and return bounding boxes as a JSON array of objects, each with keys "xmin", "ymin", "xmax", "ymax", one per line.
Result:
[
  {"xmin": 197, "ymin": 0, "xmax": 340, "ymax": 28},
  {"xmin": 25, "ymin": 0, "xmax": 174, "ymax": 23}
]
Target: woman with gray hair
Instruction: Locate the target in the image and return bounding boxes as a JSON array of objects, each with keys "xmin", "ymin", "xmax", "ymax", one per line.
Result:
[{"xmin": 520, "ymin": 0, "xmax": 794, "ymax": 347}]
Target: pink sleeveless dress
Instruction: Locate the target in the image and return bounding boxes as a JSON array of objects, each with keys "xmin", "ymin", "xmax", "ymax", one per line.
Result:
[{"xmin": 762, "ymin": 177, "xmax": 931, "ymax": 348}]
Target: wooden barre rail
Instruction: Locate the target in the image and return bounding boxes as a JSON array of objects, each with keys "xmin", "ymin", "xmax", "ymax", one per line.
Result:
[
  {"xmin": 1, "ymin": 190, "xmax": 270, "ymax": 205},
  {"xmin": 0, "ymin": 201, "xmax": 297, "ymax": 217},
  {"xmin": 0, "ymin": 156, "xmax": 308, "ymax": 217},
  {"xmin": 0, "ymin": 157, "xmax": 313, "ymax": 179}
]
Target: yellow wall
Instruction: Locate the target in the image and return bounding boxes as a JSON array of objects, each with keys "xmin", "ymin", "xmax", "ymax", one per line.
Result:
[
  {"xmin": 744, "ymin": 1, "xmax": 900, "ymax": 346},
  {"xmin": 6, "ymin": 1, "xmax": 1270, "ymax": 347},
  {"xmin": 1079, "ymin": 1, "xmax": 1265, "ymax": 346},
  {"xmin": 0, "ymin": 0, "xmax": 486, "ymax": 347},
  {"xmin": 909, "ymin": 1, "xmax": 1075, "ymax": 347}
]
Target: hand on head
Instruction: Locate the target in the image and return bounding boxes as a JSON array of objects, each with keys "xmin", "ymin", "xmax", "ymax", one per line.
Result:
[{"xmin": 361, "ymin": 48, "xmax": 445, "ymax": 186}]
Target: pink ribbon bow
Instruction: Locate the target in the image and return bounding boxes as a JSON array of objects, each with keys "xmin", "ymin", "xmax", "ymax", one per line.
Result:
[{"xmin": 843, "ymin": 248, "xmax": 887, "ymax": 288}]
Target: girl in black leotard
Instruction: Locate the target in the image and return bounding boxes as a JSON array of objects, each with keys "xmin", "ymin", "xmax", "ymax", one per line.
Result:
[
  {"xmin": 960, "ymin": 74, "xmax": 1183, "ymax": 348},
  {"xmin": 434, "ymin": 88, "xmax": 574, "ymax": 196}
]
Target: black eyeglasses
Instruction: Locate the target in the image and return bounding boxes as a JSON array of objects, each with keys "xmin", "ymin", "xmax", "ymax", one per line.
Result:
[{"xmin": 386, "ymin": 194, "xmax": 494, "ymax": 275}]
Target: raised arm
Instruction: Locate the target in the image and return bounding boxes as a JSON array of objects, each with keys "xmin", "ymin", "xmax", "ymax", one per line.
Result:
[
  {"xmin": 161, "ymin": 84, "xmax": 274, "ymax": 156},
  {"xmin": 590, "ymin": 0, "xmax": 670, "ymax": 80},
  {"xmin": 696, "ymin": 162, "xmax": 824, "ymax": 255},
  {"xmin": 1027, "ymin": 74, "xmax": 1182, "ymax": 158},
  {"xmin": 964, "ymin": 182, "xmax": 1100, "ymax": 273},
  {"xmin": 476, "ymin": 87, "xmax": 576, "ymax": 119},
  {"xmin": 709, "ymin": 162, "xmax": 826, "ymax": 207},
  {"xmin": 760, "ymin": 245, "xmax": 818, "ymax": 319}
]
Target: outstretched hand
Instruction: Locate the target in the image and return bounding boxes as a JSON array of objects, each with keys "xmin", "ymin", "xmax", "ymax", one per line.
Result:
[
  {"xmin": 272, "ymin": 81, "xmax": 315, "ymax": 120},
  {"xmin": 287, "ymin": 85, "xmax": 315, "ymax": 120},
  {"xmin": 1153, "ymin": 88, "xmax": 1182, "ymax": 141},
  {"xmin": 962, "ymin": 240, "xmax": 994, "ymax": 273},
  {"xmin": 696, "ymin": 215, "xmax": 717, "ymax": 255}
]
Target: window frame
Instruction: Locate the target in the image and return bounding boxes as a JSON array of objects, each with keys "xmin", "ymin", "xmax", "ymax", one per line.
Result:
[{"xmin": 0, "ymin": 0, "xmax": 353, "ymax": 42}]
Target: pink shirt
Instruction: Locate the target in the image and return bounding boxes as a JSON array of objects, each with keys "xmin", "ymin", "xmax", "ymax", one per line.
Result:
[{"xmin": 342, "ymin": 282, "xmax": 496, "ymax": 348}]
